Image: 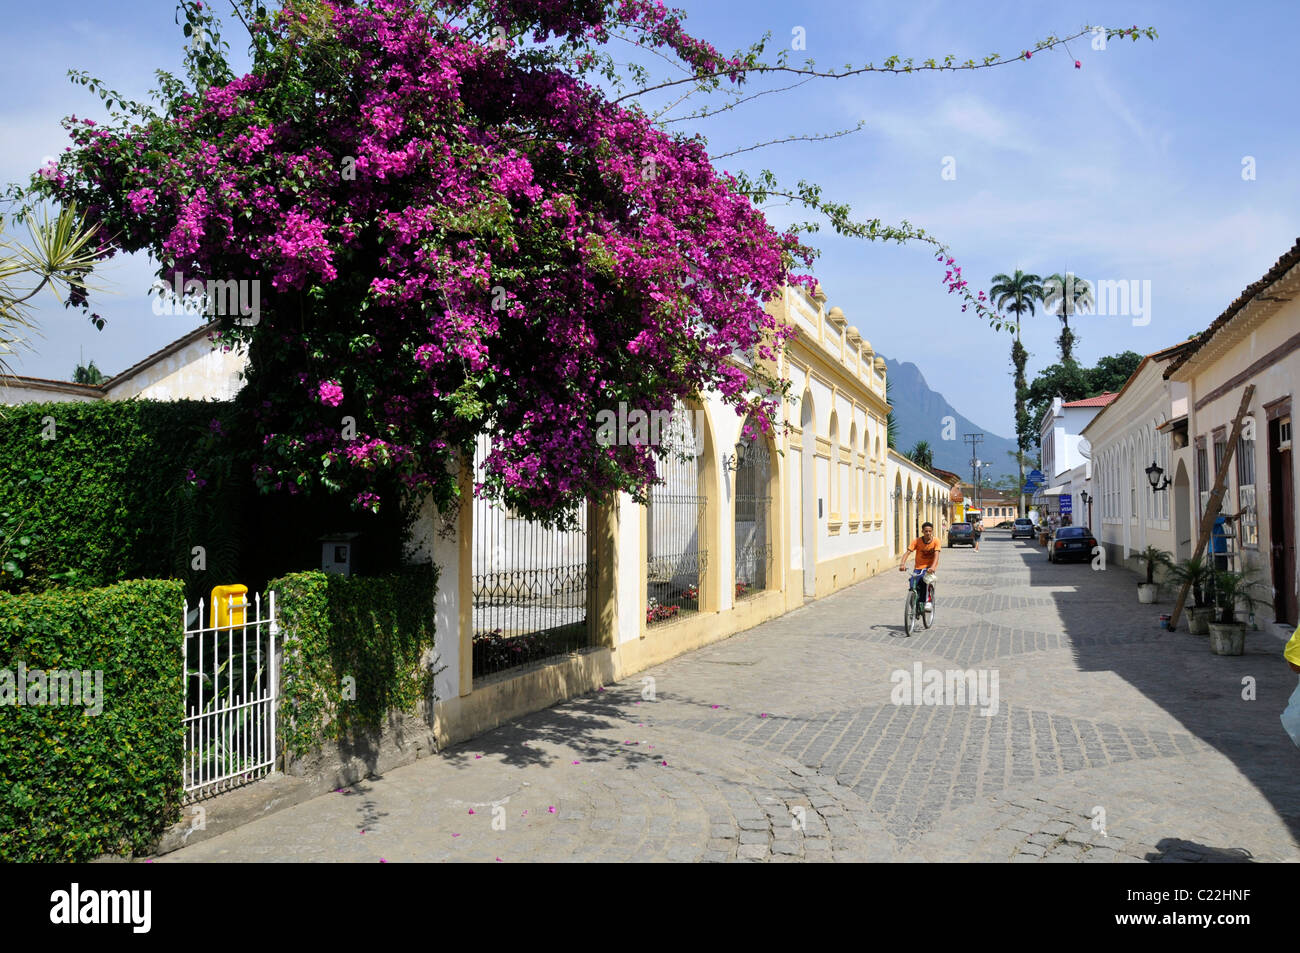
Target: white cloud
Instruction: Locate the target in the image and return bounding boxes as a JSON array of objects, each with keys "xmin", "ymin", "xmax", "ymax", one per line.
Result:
[{"xmin": 860, "ymin": 93, "xmax": 1043, "ymax": 158}]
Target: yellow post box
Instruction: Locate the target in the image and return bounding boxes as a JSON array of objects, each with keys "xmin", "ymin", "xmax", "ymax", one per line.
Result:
[{"xmin": 210, "ymin": 584, "xmax": 249, "ymax": 630}]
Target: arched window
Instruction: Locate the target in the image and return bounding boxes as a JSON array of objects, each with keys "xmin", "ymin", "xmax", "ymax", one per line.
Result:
[
  {"xmin": 734, "ymin": 416, "xmax": 773, "ymax": 600},
  {"xmin": 472, "ymin": 433, "xmax": 592, "ymax": 678},
  {"xmin": 864, "ymin": 465, "xmax": 871, "ymax": 522},
  {"xmin": 848, "ymin": 420, "xmax": 859, "ymax": 518},
  {"xmin": 828, "ymin": 410, "xmax": 840, "ymax": 517},
  {"xmin": 647, "ymin": 401, "xmax": 708, "ymax": 626}
]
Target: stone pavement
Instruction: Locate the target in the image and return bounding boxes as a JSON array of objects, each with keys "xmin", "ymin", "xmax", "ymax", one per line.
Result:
[{"xmin": 161, "ymin": 530, "xmax": 1300, "ymax": 863}]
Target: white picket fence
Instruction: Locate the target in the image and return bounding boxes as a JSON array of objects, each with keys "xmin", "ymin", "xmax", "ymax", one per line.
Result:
[{"xmin": 182, "ymin": 591, "xmax": 280, "ymax": 802}]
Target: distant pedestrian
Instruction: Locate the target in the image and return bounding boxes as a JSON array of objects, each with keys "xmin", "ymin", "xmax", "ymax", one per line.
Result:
[
  {"xmin": 973, "ymin": 517, "xmax": 982, "ymax": 552},
  {"xmin": 1210, "ymin": 511, "xmax": 1240, "ymax": 572}
]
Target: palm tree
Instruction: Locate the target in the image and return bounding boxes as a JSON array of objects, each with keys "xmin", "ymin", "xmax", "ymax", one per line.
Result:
[
  {"xmin": 907, "ymin": 440, "xmax": 933, "ymax": 469},
  {"xmin": 885, "ymin": 376, "xmax": 898, "ymax": 449},
  {"xmin": 989, "ymin": 269, "xmax": 1043, "ymax": 516},
  {"xmin": 1042, "ymin": 272, "xmax": 1093, "ymax": 364},
  {"xmin": 1, "ymin": 203, "xmax": 103, "ymax": 379},
  {"xmin": 73, "ymin": 360, "xmax": 104, "ymax": 385}
]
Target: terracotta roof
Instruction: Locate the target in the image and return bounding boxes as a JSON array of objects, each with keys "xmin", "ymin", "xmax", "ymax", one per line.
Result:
[
  {"xmin": 928, "ymin": 466, "xmax": 963, "ymax": 486},
  {"xmin": 0, "ymin": 375, "xmax": 105, "ymax": 396},
  {"xmin": 1164, "ymin": 236, "xmax": 1300, "ymax": 378},
  {"xmin": 1062, "ymin": 392, "xmax": 1119, "ymax": 408}
]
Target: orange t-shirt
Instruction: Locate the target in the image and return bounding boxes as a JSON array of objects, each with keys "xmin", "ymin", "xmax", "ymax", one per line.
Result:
[{"xmin": 908, "ymin": 536, "xmax": 940, "ymax": 569}]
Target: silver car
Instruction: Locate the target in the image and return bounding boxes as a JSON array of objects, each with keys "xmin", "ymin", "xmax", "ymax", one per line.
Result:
[{"xmin": 1011, "ymin": 518, "xmax": 1036, "ymax": 540}]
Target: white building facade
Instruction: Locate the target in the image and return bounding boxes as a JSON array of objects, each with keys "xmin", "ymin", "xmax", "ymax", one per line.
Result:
[
  {"xmin": 1036, "ymin": 393, "xmax": 1115, "ymax": 527},
  {"xmin": 1082, "ymin": 343, "xmax": 1194, "ymax": 569}
]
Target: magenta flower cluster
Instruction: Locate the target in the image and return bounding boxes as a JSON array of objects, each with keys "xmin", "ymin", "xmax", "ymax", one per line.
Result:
[{"xmin": 42, "ymin": 0, "xmax": 811, "ymax": 518}]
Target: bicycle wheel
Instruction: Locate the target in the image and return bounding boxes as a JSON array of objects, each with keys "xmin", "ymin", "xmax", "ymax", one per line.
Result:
[
  {"xmin": 903, "ymin": 587, "xmax": 916, "ymax": 636},
  {"xmin": 922, "ymin": 587, "xmax": 934, "ymax": 629}
]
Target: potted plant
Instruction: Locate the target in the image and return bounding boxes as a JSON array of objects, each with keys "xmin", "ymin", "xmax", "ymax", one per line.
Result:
[
  {"xmin": 1206, "ymin": 567, "xmax": 1272, "ymax": 656},
  {"xmin": 1137, "ymin": 546, "xmax": 1172, "ymax": 604},
  {"xmin": 1167, "ymin": 555, "xmax": 1215, "ymax": 634}
]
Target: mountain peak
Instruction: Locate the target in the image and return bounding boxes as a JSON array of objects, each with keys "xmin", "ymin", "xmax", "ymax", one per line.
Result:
[{"xmin": 882, "ymin": 356, "xmax": 1015, "ymax": 474}]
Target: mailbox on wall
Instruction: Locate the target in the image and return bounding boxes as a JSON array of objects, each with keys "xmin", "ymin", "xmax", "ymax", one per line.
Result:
[
  {"xmin": 321, "ymin": 533, "xmax": 360, "ymax": 577},
  {"xmin": 210, "ymin": 584, "xmax": 248, "ymax": 629}
]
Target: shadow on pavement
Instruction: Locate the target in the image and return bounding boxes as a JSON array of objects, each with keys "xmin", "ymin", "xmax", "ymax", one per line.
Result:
[{"xmin": 995, "ymin": 529, "xmax": 1300, "ymax": 846}]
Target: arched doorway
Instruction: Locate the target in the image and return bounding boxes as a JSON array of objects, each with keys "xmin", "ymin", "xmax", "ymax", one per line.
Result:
[
  {"xmin": 1174, "ymin": 459, "xmax": 1191, "ymax": 563},
  {"xmin": 905, "ymin": 479, "xmax": 914, "ymax": 541}
]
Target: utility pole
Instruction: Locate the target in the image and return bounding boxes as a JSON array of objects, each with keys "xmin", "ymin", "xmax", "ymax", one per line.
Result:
[{"xmin": 963, "ymin": 432, "xmax": 984, "ymax": 519}]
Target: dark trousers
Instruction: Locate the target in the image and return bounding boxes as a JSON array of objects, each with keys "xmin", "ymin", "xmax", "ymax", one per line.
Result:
[{"xmin": 911, "ymin": 575, "xmax": 933, "ymax": 605}]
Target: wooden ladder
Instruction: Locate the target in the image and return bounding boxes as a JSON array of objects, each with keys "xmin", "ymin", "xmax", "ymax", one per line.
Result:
[{"xmin": 1168, "ymin": 384, "xmax": 1255, "ymax": 629}]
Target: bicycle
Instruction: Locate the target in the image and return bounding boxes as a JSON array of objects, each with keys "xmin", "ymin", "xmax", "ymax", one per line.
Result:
[{"xmin": 903, "ymin": 568, "xmax": 936, "ymax": 636}]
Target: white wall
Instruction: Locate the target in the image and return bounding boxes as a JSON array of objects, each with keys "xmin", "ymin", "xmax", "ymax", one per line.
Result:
[{"xmin": 106, "ymin": 337, "xmax": 247, "ymax": 401}]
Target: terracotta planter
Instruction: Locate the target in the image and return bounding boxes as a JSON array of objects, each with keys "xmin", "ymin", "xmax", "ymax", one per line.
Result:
[
  {"xmin": 1186, "ymin": 606, "xmax": 1215, "ymax": 636},
  {"xmin": 1137, "ymin": 583, "xmax": 1158, "ymax": 604},
  {"xmin": 1208, "ymin": 621, "xmax": 1246, "ymax": 656}
]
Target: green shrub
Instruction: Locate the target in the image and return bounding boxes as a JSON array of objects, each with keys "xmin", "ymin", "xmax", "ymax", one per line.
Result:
[
  {"xmin": 0, "ymin": 401, "xmax": 242, "ymax": 596},
  {"xmin": 0, "ymin": 400, "xmax": 414, "ymax": 599},
  {"xmin": 0, "ymin": 579, "xmax": 185, "ymax": 861},
  {"xmin": 271, "ymin": 565, "xmax": 438, "ymax": 757}
]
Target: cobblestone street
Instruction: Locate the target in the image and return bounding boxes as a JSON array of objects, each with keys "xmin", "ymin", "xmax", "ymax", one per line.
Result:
[{"xmin": 164, "ymin": 530, "xmax": 1300, "ymax": 863}]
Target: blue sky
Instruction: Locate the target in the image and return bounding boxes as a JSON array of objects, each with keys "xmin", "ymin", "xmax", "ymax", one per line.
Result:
[{"xmin": 3, "ymin": 0, "xmax": 1298, "ymax": 440}]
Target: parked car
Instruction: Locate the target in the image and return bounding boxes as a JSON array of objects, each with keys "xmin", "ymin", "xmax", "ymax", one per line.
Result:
[
  {"xmin": 1011, "ymin": 518, "xmax": 1035, "ymax": 540},
  {"xmin": 995, "ymin": 520, "xmax": 1013, "ymax": 529},
  {"xmin": 947, "ymin": 522, "xmax": 976, "ymax": 547},
  {"xmin": 1046, "ymin": 526, "xmax": 1098, "ymax": 563}
]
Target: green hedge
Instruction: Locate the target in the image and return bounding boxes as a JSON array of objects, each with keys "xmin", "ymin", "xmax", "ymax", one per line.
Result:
[
  {"xmin": 0, "ymin": 400, "xmax": 242, "ymax": 596},
  {"xmin": 0, "ymin": 400, "xmax": 414, "ymax": 599},
  {"xmin": 0, "ymin": 579, "xmax": 185, "ymax": 861},
  {"xmin": 272, "ymin": 565, "xmax": 438, "ymax": 758}
]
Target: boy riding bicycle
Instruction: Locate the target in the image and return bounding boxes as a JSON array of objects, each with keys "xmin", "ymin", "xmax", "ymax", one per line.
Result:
[{"xmin": 899, "ymin": 520, "xmax": 940, "ymax": 609}]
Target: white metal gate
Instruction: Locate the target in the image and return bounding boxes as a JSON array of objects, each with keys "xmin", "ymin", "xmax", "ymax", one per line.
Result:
[{"xmin": 182, "ymin": 591, "xmax": 279, "ymax": 802}]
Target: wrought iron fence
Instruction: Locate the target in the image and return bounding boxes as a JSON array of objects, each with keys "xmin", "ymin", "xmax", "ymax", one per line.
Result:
[
  {"xmin": 647, "ymin": 405, "xmax": 706, "ymax": 626},
  {"xmin": 472, "ymin": 438, "xmax": 595, "ymax": 679},
  {"xmin": 734, "ymin": 433, "xmax": 771, "ymax": 601}
]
